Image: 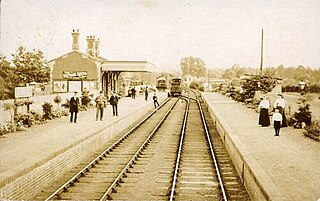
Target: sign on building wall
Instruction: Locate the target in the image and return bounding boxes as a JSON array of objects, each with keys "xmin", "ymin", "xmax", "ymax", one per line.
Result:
[
  {"xmin": 53, "ymin": 81, "xmax": 68, "ymax": 92},
  {"xmin": 63, "ymin": 71, "xmax": 88, "ymax": 79},
  {"xmin": 15, "ymin": 86, "xmax": 33, "ymax": 98}
]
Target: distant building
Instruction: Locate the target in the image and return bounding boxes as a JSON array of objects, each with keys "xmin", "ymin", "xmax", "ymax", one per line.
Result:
[{"xmin": 48, "ymin": 29, "xmax": 156, "ymax": 97}]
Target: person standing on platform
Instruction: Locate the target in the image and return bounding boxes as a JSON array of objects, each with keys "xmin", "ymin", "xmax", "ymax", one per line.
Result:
[
  {"xmin": 272, "ymin": 107, "xmax": 283, "ymax": 136},
  {"xmin": 69, "ymin": 91, "xmax": 80, "ymax": 123},
  {"xmin": 274, "ymin": 93, "xmax": 287, "ymax": 127},
  {"xmin": 145, "ymin": 86, "xmax": 149, "ymax": 101},
  {"xmin": 95, "ymin": 91, "xmax": 107, "ymax": 121},
  {"xmin": 131, "ymin": 87, "xmax": 136, "ymax": 99},
  {"xmin": 153, "ymin": 93, "xmax": 160, "ymax": 108},
  {"xmin": 110, "ymin": 91, "xmax": 119, "ymax": 116},
  {"xmin": 258, "ymin": 96, "xmax": 270, "ymax": 127}
]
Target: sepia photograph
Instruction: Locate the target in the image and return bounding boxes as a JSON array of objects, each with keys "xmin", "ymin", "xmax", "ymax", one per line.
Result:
[{"xmin": 0, "ymin": 0, "xmax": 319, "ymax": 200}]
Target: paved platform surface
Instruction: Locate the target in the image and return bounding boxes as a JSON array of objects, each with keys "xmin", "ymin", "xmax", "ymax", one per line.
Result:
[
  {"xmin": 202, "ymin": 92, "xmax": 320, "ymax": 201},
  {"xmin": 0, "ymin": 93, "xmax": 165, "ymax": 189}
]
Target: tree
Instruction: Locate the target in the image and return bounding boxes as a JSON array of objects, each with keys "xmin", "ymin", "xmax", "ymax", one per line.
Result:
[
  {"xmin": 180, "ymin": 56, "xmax": 206, "ymax": 78},
  {"xmin": 0, "ymin": 57, "xmax": 18, "ymax": 99},
  {"xmin": 12, "ymin": 46, "xmax": 50, "ymax": 85},
  {"xmin": 241, "ymin": 74, "xmax": 277, "ymax": 99},
  {"xmin": 222, "ymin": 64, "xmax": 246, "ymax": 79},
  {"xmin": 293, "ymin": 94, "xmax": 312, "ymax": 128}
]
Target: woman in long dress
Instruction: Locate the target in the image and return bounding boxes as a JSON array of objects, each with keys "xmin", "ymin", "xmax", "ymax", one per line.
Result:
[
  {"xmin": 274, "ymin": 93, "xmax": 287, "ymax": 127},
  {"xmin": 258, "ymin": 96, "xmax": 270, "ymax": 127}
]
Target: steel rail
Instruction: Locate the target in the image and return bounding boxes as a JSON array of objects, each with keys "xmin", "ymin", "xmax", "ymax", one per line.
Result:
[
  {"xmin": 179, "ymin": 89, "xmax": 228, "ymax": 201},
  {"xmin": 194, "ymin": 96, "xmax": 228, "ymax": 201},
  {"xmin": 44, "ymin": 98, "xmax": 172, "ymax": 201},
  {"xmin": 100, "ymin": 97, "xmax": 180, "ymax": 201},
  {"xmin": 169, "ymin": 96, "xmax": 190, "ymax": 201}
]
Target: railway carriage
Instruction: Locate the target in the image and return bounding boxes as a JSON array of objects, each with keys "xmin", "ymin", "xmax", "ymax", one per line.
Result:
[{"xmin": 156, "ymin": 77, "xmax": 168, "ymax": 90}]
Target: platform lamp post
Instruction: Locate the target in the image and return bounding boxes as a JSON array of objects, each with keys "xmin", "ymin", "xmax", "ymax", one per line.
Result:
[{"xmin": 299, "ymin": 80, "xmax": 306, "ymax": 95}]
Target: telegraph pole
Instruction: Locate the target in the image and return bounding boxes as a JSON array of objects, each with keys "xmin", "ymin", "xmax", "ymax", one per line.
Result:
[{"xmin": 260, "ymin": 28, "xmax": 264, "ymax": 72}]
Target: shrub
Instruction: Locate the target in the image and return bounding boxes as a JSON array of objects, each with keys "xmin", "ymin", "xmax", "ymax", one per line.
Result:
[
  {"xmin": 0, "ymin": 120, "xmax": 28, "ymax": 136},
  {"xmin": 14, "ymin": 113, "xmax": 35, "ymax": 127},
  {"xmin": 61, "ymin": 108, "xmax": 70, "ymax": 116},
  {"xmin": 293, "ymin": 94, "xmax": 312, "ymax": 128},
  {"xmin": 61, "ymin": 98, "xmax": 70, "ymax": 109},
  {"xmin": 54, "ymin": 95, "xmax": 62, "ymax": 108},
  {"xmin": 81, "ymin": 91, "xmax": 92, "ymax": 107},
  {"xmin": 286, "ymin": 115, "xmax": 296, "ymax": 127},
  {"xmin": 42, "ymin": 102, "xmax": 53, "ymax": 120},
  {"xmin": 0, "ymin": 123, "xmax": 10, "ymax": 135},
  {"xmin": 189, "ymin": 81, "xmax": 199, "ymax": 89},
  {"xmin": 241, "ymin": 74, "xmax": 277, "ymax": 100},
  {"xmin": 6, "ymin": 121, "xmax": 17, "ymax": 132},
  {"xmin": 52, "ymin": 107, "xmax": 69, "ymax": 118},
  {"xmin": 303, "ymin": 121, "xmax": 320, "ymax": 141},
  {"xmin": 52, "ymin": 108, "xmax": 62, "ymax": 118},
  {"xmin": 30, "ymin": 110, "xmax": 45, "ymax": 125}
]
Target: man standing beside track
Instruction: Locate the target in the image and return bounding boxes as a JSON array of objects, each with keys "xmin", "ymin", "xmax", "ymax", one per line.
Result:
[
  {"xmin": 110, "ymin": 91, "xmax": 119, "ymax": 116},
  {"xmin": 69, "ymin": 91, "xmax": 79, "ymax": 123},
  {"xmin": 153, "ymin": 93, "xmax": 159, "ymax": 108},
  {"xmin": 95, "ymin": 91, "xmax": 107, "ymax": 121}
]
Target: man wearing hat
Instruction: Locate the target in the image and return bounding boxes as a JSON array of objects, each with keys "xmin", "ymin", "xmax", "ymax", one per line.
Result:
[
  {"xmin": 95, "ymin": 91, "xmax": 107, "ymax": 121},
  {"xmin": 110, "ymin": 91, "xmax": 119, "ymax": 116},
  {"xmin": 69, "ymin": 91, "xmax": 80, "ymax": 123}
]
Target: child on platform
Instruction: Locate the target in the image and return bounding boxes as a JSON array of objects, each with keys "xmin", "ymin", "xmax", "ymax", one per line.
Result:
[{"xmin": 272, "ymin": 107, "xmax": 283, "ymax": 136}]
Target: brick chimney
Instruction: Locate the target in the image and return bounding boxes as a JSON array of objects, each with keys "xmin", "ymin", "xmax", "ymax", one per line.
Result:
[
  {"xmin": 86, "ymin": 35, "xmax": 96, "ymax": 56},
  {"xmin": 71, "ymin": 29, "xmax": 80, "ymax": 50},
  {"xmin": 95, "ymin": 38, "xmax": 100, "ymax": 57}
]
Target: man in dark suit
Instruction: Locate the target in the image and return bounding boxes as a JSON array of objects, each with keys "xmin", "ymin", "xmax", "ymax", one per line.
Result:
[
  {"xmin": 69, "ymin": 91, "xmax": 80, "ymax": 123},
  {"xmin": 153, "ymin": 93, "xmax": 159, "ymax": 108},
  {"xmin": 131, "ymin": 87, "xmax": 136, "ymax": 99},
  {"xmin": 110, "ymin": 91, "xmax": 119, "ymax": 116}
]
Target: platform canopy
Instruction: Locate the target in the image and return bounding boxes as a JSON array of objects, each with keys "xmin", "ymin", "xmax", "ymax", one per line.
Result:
[{"xmin": 101, "ymin": 61, "xmax": 159, "ymax": 72}]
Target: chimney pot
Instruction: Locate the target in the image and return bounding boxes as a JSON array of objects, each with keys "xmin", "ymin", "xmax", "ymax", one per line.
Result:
[{"xmin": 71, "ymin": 29, "xmax": 80, "ymax": 50}]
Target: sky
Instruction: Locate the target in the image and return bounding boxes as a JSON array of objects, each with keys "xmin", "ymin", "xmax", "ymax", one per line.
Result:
[{"xmin": 0, "ymin": 0, "xmax": 320, "ymax": 72}]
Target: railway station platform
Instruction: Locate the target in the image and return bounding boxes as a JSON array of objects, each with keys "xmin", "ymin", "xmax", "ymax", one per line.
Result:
[
  {"xmin": 0, "ymin": 92, "xmax": 166, "ymax": 199},
  {"xmin": 201, "ymin": 92, "xmax": 319, "ymax": 201}
]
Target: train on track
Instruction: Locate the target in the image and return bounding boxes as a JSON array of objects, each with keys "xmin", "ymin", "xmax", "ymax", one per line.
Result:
[
  {"xmin": 168, "ymin": 77, "xmax": 182, "ymax": 97},
  {"xmin": 156, "ymin": 76, "xmax": 168, "ymax": 90}
]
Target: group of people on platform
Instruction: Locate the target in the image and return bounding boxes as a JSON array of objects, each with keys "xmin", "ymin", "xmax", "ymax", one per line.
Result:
[
  {"xmin": 69, "ymin": 88, "xmax": 160, "ymax": 123},
  {"xmin": 258, "ymin": 93, "xmax": 287, "ymax": 136}
]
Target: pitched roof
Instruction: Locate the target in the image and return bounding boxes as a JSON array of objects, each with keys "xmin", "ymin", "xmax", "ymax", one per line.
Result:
[{"xmin": 47, "ymin": 50, "xmax": 106, "ymax": 63}]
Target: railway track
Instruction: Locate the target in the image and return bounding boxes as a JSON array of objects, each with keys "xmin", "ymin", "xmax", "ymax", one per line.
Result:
[
  {"xmin": 38, "ymin": 98, "xmax": 179, "ymax": 200},
  {"xmin": 35, "ymin": 91, "xmax": 250, "ymax": 201}
]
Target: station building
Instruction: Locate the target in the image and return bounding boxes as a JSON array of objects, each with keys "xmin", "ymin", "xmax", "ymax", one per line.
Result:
[{"xmin": 48, "ymin": 29, "xmax": 156, "ymax": 97}]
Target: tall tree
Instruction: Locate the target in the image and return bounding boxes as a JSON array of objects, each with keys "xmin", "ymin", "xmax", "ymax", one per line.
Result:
[
  {"xmin": 0, "ymin": 57, "xmax": 17, "ymax": 99},
  {"xmin": 12, "ymin": 46, "xmax": 50, "ymax": 85},
  {"xmin": 180, "ymin": 56, "xmax": 206, "ymax": 78},
  {"xmin": 222, "ymin": 64, "xmax": 245, "ymax": 79}
]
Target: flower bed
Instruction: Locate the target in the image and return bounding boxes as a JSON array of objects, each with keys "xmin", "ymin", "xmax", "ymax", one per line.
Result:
[{"xmin": 304, "ymin": 121, "xmax": 320, "ymax": 141}]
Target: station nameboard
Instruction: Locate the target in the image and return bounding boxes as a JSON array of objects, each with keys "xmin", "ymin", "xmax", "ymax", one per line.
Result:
[
  {"xmin": 63, "ymin": 71, "xmax": 87, "ymax": 79},
  {"xmin": 15, "ymin": 86, "xmax": 33, "ymax": 98}
]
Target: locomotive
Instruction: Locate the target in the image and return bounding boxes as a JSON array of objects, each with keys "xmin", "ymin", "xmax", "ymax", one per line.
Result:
[{"xmin": 169, "ymin": 77, "xmax": 182, "ymax": 97}]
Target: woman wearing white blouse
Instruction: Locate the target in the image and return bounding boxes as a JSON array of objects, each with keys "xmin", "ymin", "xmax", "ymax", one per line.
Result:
[
  {"xmin": 274, "ymin": 93, "xmax": 287, "ymax": 127},
  {"xmin": 258, "ymin": 96, "xmax": 270, "ymax": 126}
]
